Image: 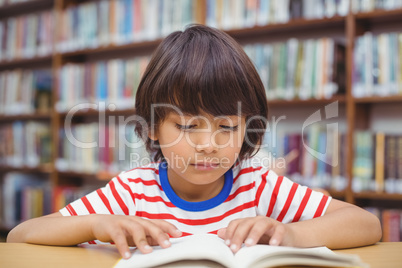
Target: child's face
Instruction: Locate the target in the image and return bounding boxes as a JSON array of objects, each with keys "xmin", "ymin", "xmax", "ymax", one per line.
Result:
[{"xmin": 152, "ymin": 111, "xmax": 246, "ymax": 187}]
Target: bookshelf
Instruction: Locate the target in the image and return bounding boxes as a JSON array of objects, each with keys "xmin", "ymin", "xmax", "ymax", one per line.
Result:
[{"xmin": 1, "ymin": 0, "xmax": 402, "ymax": 241}]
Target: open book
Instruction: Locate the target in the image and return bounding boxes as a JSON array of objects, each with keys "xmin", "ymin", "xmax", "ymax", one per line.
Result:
[{"xmin": 114, "ymin": 234, "xmax": 368, "ymax": 268}]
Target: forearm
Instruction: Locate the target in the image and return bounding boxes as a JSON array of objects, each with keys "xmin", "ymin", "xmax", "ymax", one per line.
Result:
[
  {"xmin": 7, "ymin": 213, "xmax": 96, "ymax": 246},
  {"xmin": 289, "ymin": 202, "xmax": 382, "ymax": 249}
]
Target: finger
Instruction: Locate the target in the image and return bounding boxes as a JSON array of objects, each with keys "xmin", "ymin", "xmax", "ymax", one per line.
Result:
[
  {"xmin": 223, "ymin": 219, "xmax": 241, "ymax": 246},
  {"xmin": 217, "ymin": 228, "xmax": 226, "ymax": 240},
  {"xmin": 139, "ymin": 220, "xmax": 174, "ymax": 249},
  {"xmin": 269, "ymin": 224, "xmax": 286, "ymax": 246},
  {"xmin": 123, "ymin": 221, "xmax": 154, "ymax": 254},
  {"xmin": 244, "ymin": 218, "xmax": 273, "ymax": 247},
  {"xmin": 153, "ymin": 219, "xmax": 182, "ymax": 238},
  {"xmin": 110, "ymin": 229, "xmax": 132, "ymax": 259},
  {"xmin": 228, "ymin": 219, "xmax": 254, "ymax": 253}
]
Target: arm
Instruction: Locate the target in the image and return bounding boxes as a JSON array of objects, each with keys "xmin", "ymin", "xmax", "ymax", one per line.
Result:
[
  {"xmin": 7, "ymin": 212, "xmax": 182, "ymax": 259},
  {"xmin": 218, "ymin": 199, "xmax": 382, "ymax": 252}
]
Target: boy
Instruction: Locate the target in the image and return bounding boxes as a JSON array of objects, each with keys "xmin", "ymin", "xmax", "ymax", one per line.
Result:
[{"xmin": 7, "ymin": 25, "xmax": 381, "ymax": 259}]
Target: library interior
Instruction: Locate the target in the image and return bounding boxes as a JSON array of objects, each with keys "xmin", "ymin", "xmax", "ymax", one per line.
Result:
[{"xmin": 0, "ymin": 0, "xmax": 402, "ymax": 256}]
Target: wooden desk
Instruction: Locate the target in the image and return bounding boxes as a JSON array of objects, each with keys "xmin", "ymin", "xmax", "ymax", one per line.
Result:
[{"xmin": 1, "ymin": 242, "xmax": 401, "ymax": 268}]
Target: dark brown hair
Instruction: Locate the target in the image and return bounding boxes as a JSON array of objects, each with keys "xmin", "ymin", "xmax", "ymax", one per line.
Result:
[{"xmin": 134, "ymin": 24, "xmax": 268, "ymax": 161}]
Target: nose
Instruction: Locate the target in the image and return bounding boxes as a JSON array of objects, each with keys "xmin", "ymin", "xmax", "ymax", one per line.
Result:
[{"xmin": 194, "ymin": 131, "xmax": 218, "ymax": 154}]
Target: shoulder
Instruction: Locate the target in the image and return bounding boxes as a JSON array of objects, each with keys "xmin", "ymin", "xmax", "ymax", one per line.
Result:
[
  {"xmin": 116, "ymin": 162, "xmax": 161, "ymax": 182},
  {"xmin": 232, "ymin": 157, "xmax": 273, "ymax": 182}
]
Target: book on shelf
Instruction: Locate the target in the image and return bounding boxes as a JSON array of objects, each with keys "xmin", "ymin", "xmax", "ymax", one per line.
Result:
[
  {"xmin": 351, "ymin": 0, "xmax": 402, "ymax": 13},
  {"xmin": 56, "ymin": 56, "xmax": 149, "ymax": 113},
  {"xmin": 206, "ymin": 0, "xmax": 349, "ymax": 30},
  {"xmin": 56, "ymin": 0, "xmax": 199, "ymax": 53},
  {"xmin": 114, "ymin": 234, "xmax": 367, "ymax": 268},
  {"xmin": 0, "ymin": 121, "xmax": 52, "ymax": 168},
  {"xmin": 1, "ymin": 172, "xmax": 52, "ymax": 228},
  {"xmin": 353, "ymin": 31, "xmax": 402, "ymax": 98},
  {"xmin": 56, "ymin": 122, "xmax": 149, "ymax": 175},
  {"xmin": 353, "ymin": 131, "xmax": 402, "ymax": 194},
  {"xmin": 275, "ymin": 127, "xmax": 346, "ymax": 191},
  {"xmin": 0, "ymin": 10, "xmax": 54, "ymax": 61},
  {"xmin": 244, "ymin": 38, "xmax": 345, "ymax": 101},
  {"xmin": 0, "ymin": 68, "xmax": 52, "ymax": 115}
]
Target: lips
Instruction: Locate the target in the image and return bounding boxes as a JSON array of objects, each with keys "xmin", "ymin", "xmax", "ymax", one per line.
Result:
[{"xmin": 192, "ymin": 162, "xmax": 220, "ymax": 170}]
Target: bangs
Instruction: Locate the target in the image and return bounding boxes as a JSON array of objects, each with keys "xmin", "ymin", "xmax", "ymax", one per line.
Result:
[{"xmin": 148, "ymin": 26, "xmax": 263, "ymax": 119}]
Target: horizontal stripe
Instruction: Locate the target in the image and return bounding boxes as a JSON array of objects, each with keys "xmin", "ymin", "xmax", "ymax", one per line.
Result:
[
  {"xmin": 136, "ymin": 201, "xmax": 255, "ymax": 226},
  {"xmin": 127, "ymin": 177, "xmax": 163, "ymax": 191},
  {"xmin": 225, "ymin": 182, "xmax": 255, "ymax": 202}
]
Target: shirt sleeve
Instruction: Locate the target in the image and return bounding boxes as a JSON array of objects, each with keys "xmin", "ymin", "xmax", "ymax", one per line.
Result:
[
  {"xmin": 59, "ymin": 175, "xmax": 137, "ymax": 217},
  {"xmin": 254, "ymin": 168, "xmax": 332, "ymax": 223}
]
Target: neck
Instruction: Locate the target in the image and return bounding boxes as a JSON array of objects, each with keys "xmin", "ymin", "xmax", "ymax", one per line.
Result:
[{"xmin": 167, "ymin": 172, "xmax": 225, "ymax": 202}]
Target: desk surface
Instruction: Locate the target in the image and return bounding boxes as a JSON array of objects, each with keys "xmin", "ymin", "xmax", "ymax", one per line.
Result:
[{"xmin": 1, "ymin": 242, "xmax": 401, "ymax": 268}]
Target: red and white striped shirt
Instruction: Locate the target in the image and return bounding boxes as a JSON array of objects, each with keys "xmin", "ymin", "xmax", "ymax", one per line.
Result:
[{"xmin": 60, "ymin": 159, "xmax": 331, "ymax": 243}]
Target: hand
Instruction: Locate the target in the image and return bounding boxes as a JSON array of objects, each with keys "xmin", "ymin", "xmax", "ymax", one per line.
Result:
[
  {"xmin": 90, "ymin": 215, "xmax": 182, "ymax": 259},
  {"xmin": 217, "ymin": 216, "xmax": 295, "ymax": 253}
]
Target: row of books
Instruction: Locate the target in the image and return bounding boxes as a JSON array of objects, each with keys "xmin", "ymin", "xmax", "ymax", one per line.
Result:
[
  {"xmin": 244, "ymin": 38, "xmax": 345, "ymax": 100},
  {"xmin": 0, "ymin": 10, "xmax": 54, "ymax": 61},
  {"xmin": 56, "ymin": 122, "xmax": 150, "ymax": 175},
  {"xmin": 0, "ymin": 0, "xmax": 33, "ymax": 6},
  {"xmin": 0, "ymin": 121, "xmax": 52, "ymax": 168},
  {"xmin": 351, "ymin": 0, "xmax": 402, "ymax": 13},
  {"xmin": 57, "ymin": 0, "xmax": 198, "ymax": 53},
  {"xmin": 56, "ymin": 56, "xmax": 149, "ymax": 113},
  {"xmin": 365, "ymin": 207, "xmax": 402, "ymax": 242},
  {"xmin": 353, "ymin": 32, "xmax": 402, "ymax": 98},
  {"xmin": 0, "ymin": 172, "xmax": 52, "ymax": 228},
  {"xmin": 258, "ymin": 120, "xmax": 347, "ymax": 191},
  {"xmin": 288, "ymin": 125, "xmax": 346, "ymax": 191},
  {"xmin": 0, "ymin": 69, "xmax": 52, "ymax": 115},
  {"xmin": 353, "ymin": 132, "xmax": 402, "ymax": 194},
  {"xmin": 0, "ymin": 171, "xmax": 100, "ymax": 228},
  {"xmin": 206, "ymin": 0, "xmax": 350, "ymax": 30}
]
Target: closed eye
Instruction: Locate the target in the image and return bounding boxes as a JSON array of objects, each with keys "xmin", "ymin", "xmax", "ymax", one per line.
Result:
[
  {"xmin": 220, "ymin": 125, "xmax": 239, "ymax": 131},
  {"xmin": 175, "ymin": 124, "xmax": 197, "ymax": 130}
]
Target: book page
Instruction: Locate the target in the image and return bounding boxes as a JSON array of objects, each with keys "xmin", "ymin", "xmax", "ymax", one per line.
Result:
[
  {"xmin": 234, "ymin": 244, "xmax": 367, "ymax": 268},
  {"xmin": 114, "ymin": 234, "xmax": 235, "ymax": 268}
]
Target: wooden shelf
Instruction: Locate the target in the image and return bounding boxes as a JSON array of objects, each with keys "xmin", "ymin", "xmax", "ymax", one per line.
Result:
[
  {"xmin": 57, "ymin": 108, "xmax": 136, "ymax": 118},
  {"xmin": 228, "ymin": 16, "xmax": 346, "ymax": 40},
  {"xmin": 353, "ymin": 95, "xmax": 402, "ymax": 103},
  {"xmin": 268, "ymin": 95, "xmax": 346, "ymax": 106},
  {"xmin": 354, "ymin": 8, "xmax": 402, "ymax": 21},
  {"xmin": 60, "ymin": 39, "xmax": 162, "ymax": 60},
  {"xmin": 0, "ymin": 164, "xmax": 53, "ymax": 174},
  {"xmin": 0, "ymin": 113, "xmax": 51, "ymax": 122},
  {"xmin": 0, "ymin": 0, "xmax": 53, "ymax": 18},
  {"xmin": 0, "ymin": 55, "xmax": 52, "ymax": 71},
  {"xmin": 57, "ymin": 170, "xmax": 117, "ymax": 181},
  {"xmin": 354, "ymin": 192, "xmax": 402, "ymax": 201}
]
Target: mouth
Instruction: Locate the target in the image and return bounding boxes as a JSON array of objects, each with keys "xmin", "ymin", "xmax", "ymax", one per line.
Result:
[{"xmin": 191, "ymin": 162, "xmax": 220, "ymax": 170}]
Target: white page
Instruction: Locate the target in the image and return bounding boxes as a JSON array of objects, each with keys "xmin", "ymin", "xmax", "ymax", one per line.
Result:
[
  {"xmin": 114, "ymin": 234, "xmax": 235, "ymax": 268},
  {"xmin": 234, "ymin": 244, "xmax": 365, "ymax": 268}
]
